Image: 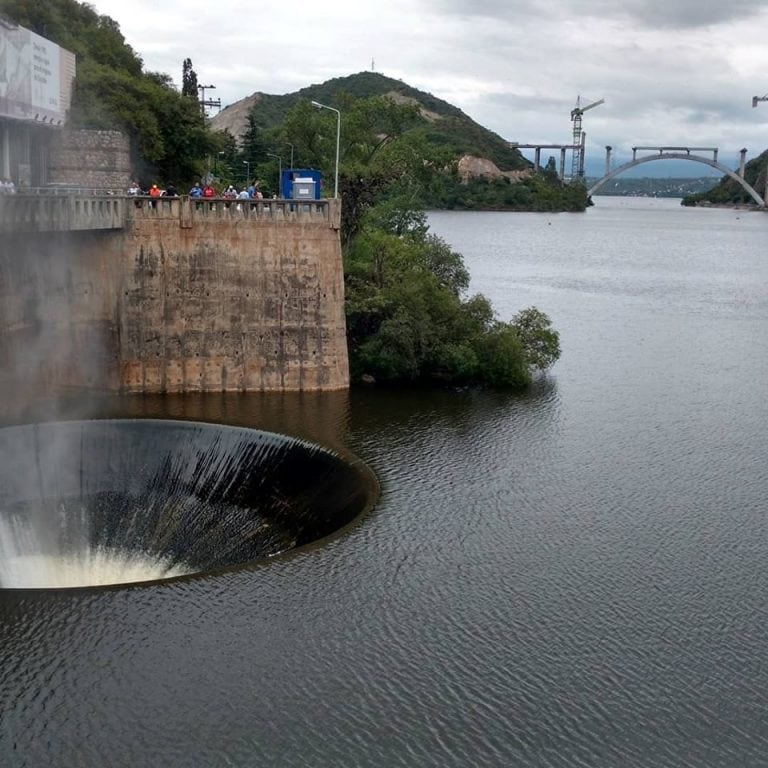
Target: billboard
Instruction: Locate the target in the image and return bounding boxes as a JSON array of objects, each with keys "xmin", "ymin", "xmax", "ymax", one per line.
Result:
[{"xmin": 0, "ymin": 21, "xmax": 72, "ymax": 123}]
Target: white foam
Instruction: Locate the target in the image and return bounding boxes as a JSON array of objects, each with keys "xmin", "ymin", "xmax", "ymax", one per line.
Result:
[{"xmin": 0, "ymin": 549, "xmax": 192, "ymax": 589}]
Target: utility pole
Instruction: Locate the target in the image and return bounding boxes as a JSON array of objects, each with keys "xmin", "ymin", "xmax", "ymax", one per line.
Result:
[{"xmin": 197, "ymin": 84, "xmax": 221, "ymax": 117}]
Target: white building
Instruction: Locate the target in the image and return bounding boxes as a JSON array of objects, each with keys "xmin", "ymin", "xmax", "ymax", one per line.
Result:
[{"xmin": 0, "ymin": 16, "xmax": 76, "ymax": 187}]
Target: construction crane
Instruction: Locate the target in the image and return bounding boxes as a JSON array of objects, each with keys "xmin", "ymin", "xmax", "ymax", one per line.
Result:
[
  {"xmin": 752, "ymin": 94, "xmax": 768, "ymax": 107},
  {"xmin": 571, "ymin": 96, "xmax": 604, "ymax": 179}
]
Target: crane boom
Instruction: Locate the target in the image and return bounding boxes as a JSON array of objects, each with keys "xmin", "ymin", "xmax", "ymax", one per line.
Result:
[{"xmin": 572, "ymin": 98, "xmax": 605, "ymax": 119}]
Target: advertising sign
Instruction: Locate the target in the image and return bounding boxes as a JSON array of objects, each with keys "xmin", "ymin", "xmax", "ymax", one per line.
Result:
[{"xmin": 0, "ymin": 22, "xmax": 65, "ymax": 123}]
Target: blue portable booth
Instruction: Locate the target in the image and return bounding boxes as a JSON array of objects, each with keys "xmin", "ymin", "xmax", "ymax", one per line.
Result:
[{"xmin": 281, "ymin": 168, "xmax": 323, "ymax": 200}]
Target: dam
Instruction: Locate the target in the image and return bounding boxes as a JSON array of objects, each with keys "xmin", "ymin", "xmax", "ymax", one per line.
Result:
[{"xmin": 0, "ymin": 194, "xmax": 350, "ymax": 395}]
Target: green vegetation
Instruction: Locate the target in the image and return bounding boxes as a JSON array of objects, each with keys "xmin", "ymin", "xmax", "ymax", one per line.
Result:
[
  {"xmin": 345, "ymin": 207, "xmax": 559, "ymax": 387},
  {"xmin": 425, "ymin": 173, "xmax": 587, "ymax": 211},
  {"xmin": 217, "ymin": 71, "xmax": 587, "ymax": 212},
  {"xmin": 329, "ymin": 98, "xmax": 560, "ymax": 387},
  {"xmin": 1, "ymin": 0, "xmax": 562, "ymax": 388},
  {"xmin": 682, "ymin": 149, "xmax": 768, "ymax": 206}
]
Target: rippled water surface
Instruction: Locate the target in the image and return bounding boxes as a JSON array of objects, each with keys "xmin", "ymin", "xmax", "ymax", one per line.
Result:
[{"xmin": 2, "ymin": 197, "xmax": 768, "ymax": 767}]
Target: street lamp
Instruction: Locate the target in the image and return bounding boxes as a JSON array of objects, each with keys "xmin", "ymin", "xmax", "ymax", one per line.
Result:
[
  {"xmin": 311, "ymin": 100, "xmax": 340, "ymax": 198},
  {"xmin": 267, "ymin": 152, "xmax": 283, "ymax": 197},
  {"xmin": 286, "ymin": 143, "xmax": 295, "ymax": 169},
  {"xmin": 242, "ymin": 160, "xmax": 250, "ymax": 188}
]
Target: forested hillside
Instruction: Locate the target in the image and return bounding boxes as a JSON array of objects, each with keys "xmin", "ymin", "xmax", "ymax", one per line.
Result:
[
  {"xmin": 213, "ymin": 70, "xmax": 587, "ymax": 212},
  {"xmin": 214, "ymin": 71, "xmax": 529, "ymax": 173}
]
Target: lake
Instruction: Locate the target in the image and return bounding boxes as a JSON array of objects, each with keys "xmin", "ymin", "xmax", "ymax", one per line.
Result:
[{"xmin": 1, "ymin": 196, "xmax": 768, "ymax": 767}]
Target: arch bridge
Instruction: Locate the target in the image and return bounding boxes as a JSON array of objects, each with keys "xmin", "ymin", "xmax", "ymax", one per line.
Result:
[{"xmin": 587, "ymin": 146, "xmax": 765, "ymax": 206}]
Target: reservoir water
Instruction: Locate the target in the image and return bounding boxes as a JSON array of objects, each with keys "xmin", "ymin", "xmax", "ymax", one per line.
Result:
[{"xmin": 2, "ymin": 196, "xmax": 768, "ymax": 766}]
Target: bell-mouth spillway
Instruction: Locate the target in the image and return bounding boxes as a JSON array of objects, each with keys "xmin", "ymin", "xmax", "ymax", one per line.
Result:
[{"xmin": 0, "ymin": 419, "xmax": 378, "ymax": 590}]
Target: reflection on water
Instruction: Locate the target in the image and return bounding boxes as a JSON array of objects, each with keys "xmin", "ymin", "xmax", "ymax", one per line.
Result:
[{"xmin": 2, "ymin": 198, "xmax": 768, "ymax": 767}]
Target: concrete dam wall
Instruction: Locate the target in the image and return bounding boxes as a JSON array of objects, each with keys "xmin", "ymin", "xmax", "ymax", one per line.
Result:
[{"xmin": 0, "ymin": 198, "xmax": 349, "ymax": 397}]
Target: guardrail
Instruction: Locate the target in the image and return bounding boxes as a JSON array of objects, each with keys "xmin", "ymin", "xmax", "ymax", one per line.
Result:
[
  {"xmin": 0, "ymin": 194, "xmax": 340, "ymax": 233},
  {"xmin": 0, "ymin": 194, "xmax": 125, "ymax": 233},
  {"xmin": 7, "ymin": 186, "xmax": 126, "ymax": 197},
  {"xmin": 131, "ymin": 196, "xmax": 336, "ymax": 226}
]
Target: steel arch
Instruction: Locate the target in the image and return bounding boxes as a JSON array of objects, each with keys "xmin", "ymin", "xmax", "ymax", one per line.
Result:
[{"xmin": 587, "ymin": 153, "xmax": 764, "ymax": 206}]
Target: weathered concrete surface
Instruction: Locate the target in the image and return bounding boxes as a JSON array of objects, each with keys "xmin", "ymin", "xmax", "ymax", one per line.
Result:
[
  {"xmin": 0, "ymin": 199, "xmax": 349, "ymax": 396},
  {"xmin": 0, "ymin": 195, "xmax": 125, "ymax": 233}
]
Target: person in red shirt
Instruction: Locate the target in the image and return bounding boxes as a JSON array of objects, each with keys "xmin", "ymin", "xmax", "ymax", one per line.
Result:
[
  {"xmin": 149, "ymin": 183, "xmax": 161, "ymax": 208},
  {"xmin": 202, "ymin": 183, "xmax": 216, "ymax": 199}
]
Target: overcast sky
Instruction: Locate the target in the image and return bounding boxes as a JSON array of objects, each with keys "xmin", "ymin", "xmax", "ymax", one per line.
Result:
[{"xmin": 91, "ymin": 0, "xmax": 768, "ymax": 173}]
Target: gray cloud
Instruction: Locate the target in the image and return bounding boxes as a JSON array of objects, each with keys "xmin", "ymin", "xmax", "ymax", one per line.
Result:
[{"xmin": 429, "ymin": 0, "xmax": 767, "ymax": 29}]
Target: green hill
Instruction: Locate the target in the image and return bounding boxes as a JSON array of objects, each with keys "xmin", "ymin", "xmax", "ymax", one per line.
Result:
[
  {"xmin": 212, "ymin": 71, "xmax": 587, "ymax": 211},
  {"xmin": 212, "ymin": 71, "xmax": 528, "ymax": 173}
]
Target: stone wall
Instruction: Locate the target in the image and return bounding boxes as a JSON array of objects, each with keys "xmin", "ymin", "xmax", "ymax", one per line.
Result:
[
  {"xmin": 0, "ymin": 201, "xmax": 349, "ymax": 396},
  {"xmin": 47, "ymin": 129, "xmax": 131, "ymax": 191}
]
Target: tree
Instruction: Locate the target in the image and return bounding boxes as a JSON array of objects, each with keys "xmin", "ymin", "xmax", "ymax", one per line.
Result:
[
  {"xmin": 181, "ymin": 58, "xmax": 198, "ymax": 99},
  {"xmin": 512, "ymin": 307, "xmax": 561, "ymax": 370},
  {"xmin": 343, "ymin": 215, "xmax": 550, "ymax": 387},
  {"xmin": 240, "ymin": 110, "xmax": 269, "ymax": 165}
]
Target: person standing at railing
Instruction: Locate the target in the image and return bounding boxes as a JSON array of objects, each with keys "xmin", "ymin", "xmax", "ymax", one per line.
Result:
[
  {"xmin": 222, "ymin": 185, "xmax": 237, "ymax": 209},
  {"xmin": 235, "ymin": 187, "xmax": 249, "ymax": 211},
  {"xmin": 189, "ymin": 181, "xmax": 203, "ymax": 210},
  {"xmin": 127, "ymin": 180, "xmax": 142, "ymax": 207},
  {"xmin": 202, "ymin": 182, "xmax": 216, "ymax": 211},
  {"xmin": 149, "ymin": 183, "xmax": 161, "ymax": 208}
]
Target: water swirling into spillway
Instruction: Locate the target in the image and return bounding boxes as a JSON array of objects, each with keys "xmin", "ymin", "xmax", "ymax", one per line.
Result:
[{"xmin": 0, "ymin": 419, "xmax": 378, "ymax": 589}]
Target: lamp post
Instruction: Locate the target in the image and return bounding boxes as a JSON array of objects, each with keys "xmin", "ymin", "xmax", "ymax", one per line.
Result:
[
  {"xmin": 286, "ymin": 143, "xmax": 295, "ymax": 170},
  {"xmin": 267, "ymin": 152, "xmax": 283, "ymax": 197},
  {"xmin": 242, "ymin": 160, "xmax": 250, "ymax": 189},
  {"xmin": 311, "ymin": 100, "xmax": 340, "ymax": 198}
]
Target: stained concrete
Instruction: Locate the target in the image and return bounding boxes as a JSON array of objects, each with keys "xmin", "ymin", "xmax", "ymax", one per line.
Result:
[{"xmin": 0, "ymin": 198, "xmax": 349, "ymax": 395}]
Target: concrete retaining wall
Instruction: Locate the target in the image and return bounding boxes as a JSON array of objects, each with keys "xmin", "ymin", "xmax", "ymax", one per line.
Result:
[{"xmin": 0, "ymin": 200, "xmax": 349, "ymax": 397}]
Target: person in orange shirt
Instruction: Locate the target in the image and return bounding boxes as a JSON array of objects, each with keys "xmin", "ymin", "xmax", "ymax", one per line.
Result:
[{"xmin": 149, "ymin": 183, "xmax": 161, "ymax": 208}]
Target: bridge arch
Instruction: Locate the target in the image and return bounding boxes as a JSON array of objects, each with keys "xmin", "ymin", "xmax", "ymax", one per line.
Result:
[{"xmin": 587, "ymin": 153, "xmax": 765, "ymax": 206}]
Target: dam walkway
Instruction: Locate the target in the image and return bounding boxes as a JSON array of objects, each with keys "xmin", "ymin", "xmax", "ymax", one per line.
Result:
[{"xmin": 0, "ymin": 194, "xmax": 339, "ymax": 234}]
